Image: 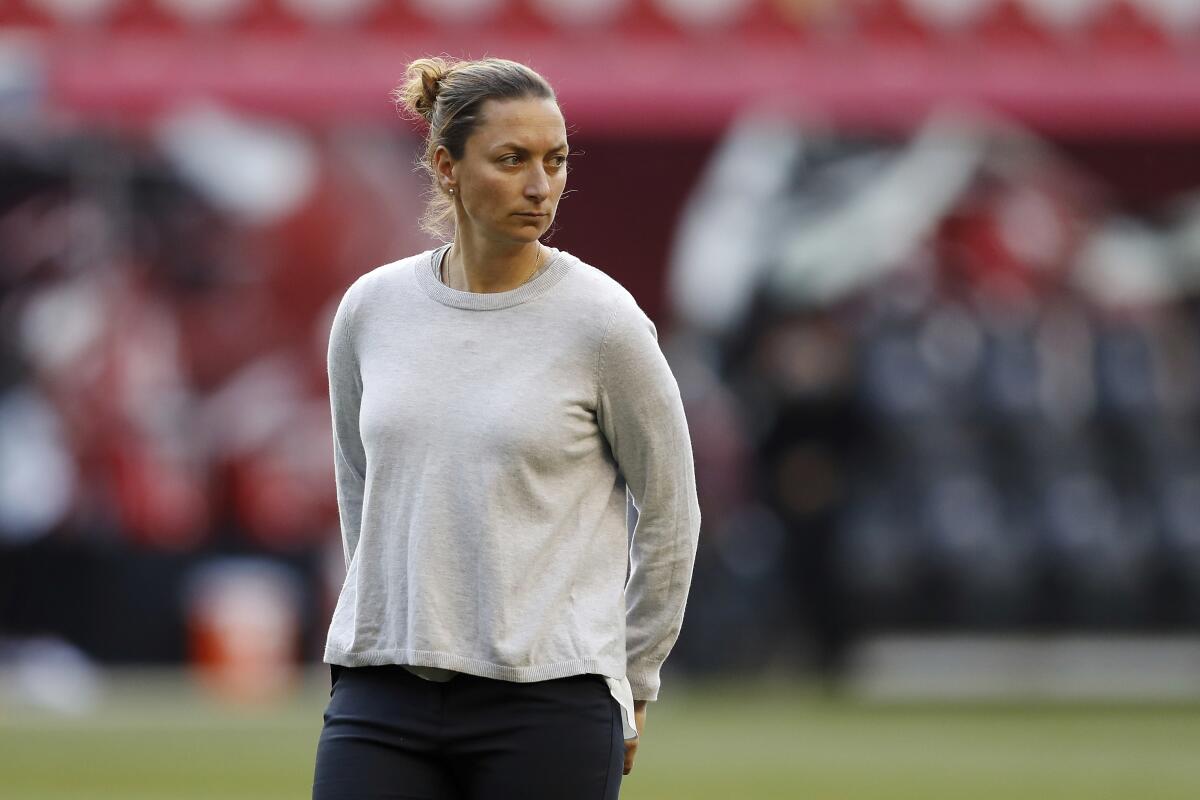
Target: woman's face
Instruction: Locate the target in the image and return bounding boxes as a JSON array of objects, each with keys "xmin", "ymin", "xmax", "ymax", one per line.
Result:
[{"xmin": 438, "ymin": 96, "xmax": 568, "ymax": 246}]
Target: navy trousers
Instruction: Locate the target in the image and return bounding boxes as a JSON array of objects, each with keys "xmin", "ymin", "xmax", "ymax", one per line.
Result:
[{"xmin": 312, "ymin": 664, "xmax": 624, "ymax": 800}]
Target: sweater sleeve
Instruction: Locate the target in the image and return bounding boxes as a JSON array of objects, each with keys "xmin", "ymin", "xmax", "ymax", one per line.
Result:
[
  {"xmin": 328, "ymin": 283, "xmax": 367, "ymax": 571},
  {"xmin": 596, "ymin": 298, "xmax": 702, "ymax": 702}
]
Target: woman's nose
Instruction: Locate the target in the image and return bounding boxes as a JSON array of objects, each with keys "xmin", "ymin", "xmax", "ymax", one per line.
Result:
[{"xmin": 525, "ymin": 168, "xmax": 550, "ymax": 199}]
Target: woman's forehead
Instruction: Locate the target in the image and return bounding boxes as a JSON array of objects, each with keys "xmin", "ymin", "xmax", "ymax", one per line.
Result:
[{"xmin": 472, "ymin": 97, "xmax": 567, "ymax": 150}]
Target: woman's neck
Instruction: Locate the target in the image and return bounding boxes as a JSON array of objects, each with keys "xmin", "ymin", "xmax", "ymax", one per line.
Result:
[{"xmin": 444, "ymin": 233, "xmax": 544, "ymax": 294}]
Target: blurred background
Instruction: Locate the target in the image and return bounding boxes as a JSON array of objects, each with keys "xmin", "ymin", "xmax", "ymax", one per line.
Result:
[{"xmin": 3, "ymin": 1, "xmax": 1200, "ymax": 798}]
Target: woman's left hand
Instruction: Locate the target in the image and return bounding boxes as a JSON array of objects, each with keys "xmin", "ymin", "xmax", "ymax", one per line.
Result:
[{"xmin": 623, "ymin": 701, "xmax": 648, "ymax": 775}]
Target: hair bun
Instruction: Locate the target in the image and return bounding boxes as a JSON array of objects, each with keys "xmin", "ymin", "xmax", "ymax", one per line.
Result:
[{"xmin": 396, "ymin": 57, "xmax": 457, "ymax": 124}]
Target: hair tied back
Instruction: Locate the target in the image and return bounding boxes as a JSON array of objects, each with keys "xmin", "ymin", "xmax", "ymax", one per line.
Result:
[{"xmin": 397, "ymin": 57, "xmax": 453, "ymax": 125}]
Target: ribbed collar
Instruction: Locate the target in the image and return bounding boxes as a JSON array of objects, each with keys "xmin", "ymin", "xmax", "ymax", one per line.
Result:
[{"xmin": 415, "ymin": 243, "xmax": 573, "ymax": 310}]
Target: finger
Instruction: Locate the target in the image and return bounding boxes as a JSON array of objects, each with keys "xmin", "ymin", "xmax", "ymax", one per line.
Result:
[{"xmin": 623, "ymin": 740, "xmax": 638, "ymax": 775}]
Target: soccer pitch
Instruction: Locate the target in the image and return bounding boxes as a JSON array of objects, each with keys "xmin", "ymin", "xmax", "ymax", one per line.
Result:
[{"xmin": 2, "ymin": 672, "xmax": 1199, "ymax": 800}]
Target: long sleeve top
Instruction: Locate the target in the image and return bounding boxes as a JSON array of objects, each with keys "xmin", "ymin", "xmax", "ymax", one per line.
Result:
[{"xmin": 323, "ymin": 244, "xmax": 701, "ymax": 726}]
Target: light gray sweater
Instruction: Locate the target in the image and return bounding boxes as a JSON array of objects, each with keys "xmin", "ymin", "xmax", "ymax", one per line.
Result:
[{"xmin": 323, "ymin": 244, "xmax": 701, "ymax": 702}]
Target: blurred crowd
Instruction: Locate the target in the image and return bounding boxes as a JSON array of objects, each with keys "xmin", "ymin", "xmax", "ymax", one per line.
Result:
[
  {"xmin": 4, "ymin": 103, "xmax": 1200, "ymax": 677},
  {"xmin": 0, "ymin": 112, "xmax": 430, "ymax": 554},
  {"xmin": 669, "ymin": 112, "xmax": 1200, "ymax": 673}
]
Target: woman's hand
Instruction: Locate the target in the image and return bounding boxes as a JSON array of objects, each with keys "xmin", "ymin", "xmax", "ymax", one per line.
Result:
[{"xmin": 623, "ymin": 701, "xmax": 648, "ymax": 775}]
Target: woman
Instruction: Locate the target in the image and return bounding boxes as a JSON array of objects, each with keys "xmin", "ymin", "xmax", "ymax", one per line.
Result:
[{"xmin": 312, "ymin": 56, "xmax": 701, "ymax": 800}]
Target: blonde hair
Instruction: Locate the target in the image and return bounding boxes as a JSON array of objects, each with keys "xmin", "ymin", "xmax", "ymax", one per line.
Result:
[{"xmin": 394, "ymin": 57, "xmax": 557, "ymax": 238}]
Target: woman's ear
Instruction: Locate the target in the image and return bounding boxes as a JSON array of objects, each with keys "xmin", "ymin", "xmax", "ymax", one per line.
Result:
[{"xmin": 433, "ymin": 146, "xmax": 456, "ymax": 195}]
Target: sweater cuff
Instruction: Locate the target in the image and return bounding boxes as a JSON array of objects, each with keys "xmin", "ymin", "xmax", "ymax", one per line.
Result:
[{"xmin": 627, "ymin": 666, "xmax": 662, "ymax": 702}]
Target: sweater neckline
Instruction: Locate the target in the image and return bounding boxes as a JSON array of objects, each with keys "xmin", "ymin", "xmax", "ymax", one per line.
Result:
[{"xmin": 415, "ymin": 243, "xmax": 573, "ymax": 310}]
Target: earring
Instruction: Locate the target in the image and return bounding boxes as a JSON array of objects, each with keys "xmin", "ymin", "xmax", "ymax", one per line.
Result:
[{"xmin": 448, "ymin": 187, "xmax": 455, "ymax": 195}]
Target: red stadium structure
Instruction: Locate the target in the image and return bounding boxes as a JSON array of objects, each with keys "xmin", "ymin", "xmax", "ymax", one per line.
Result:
[{"xmin": 2, "ymin": 0, "xmax": 1200, "ymax": 135}]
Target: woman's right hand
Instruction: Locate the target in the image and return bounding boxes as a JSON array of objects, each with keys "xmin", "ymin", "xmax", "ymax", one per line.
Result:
[{"xmin": 623, "ymin": 701, "xmax": 648, "ymax": 775}]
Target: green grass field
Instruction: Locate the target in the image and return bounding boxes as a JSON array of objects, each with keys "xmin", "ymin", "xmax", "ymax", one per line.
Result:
[{"xmin": 3, "ymin": 671, "xmax": 1199, "ymax": 799}]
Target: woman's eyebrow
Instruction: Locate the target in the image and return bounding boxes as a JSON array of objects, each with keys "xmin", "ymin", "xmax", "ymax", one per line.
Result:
[{"xmin": 492, "ymin": 142, "xmax": 569, "ymax": 153}]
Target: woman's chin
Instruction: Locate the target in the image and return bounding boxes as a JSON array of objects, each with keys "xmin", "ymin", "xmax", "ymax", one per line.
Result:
[{"xmin": 510, "ymin": 228, "xmax": 547, "ymax": 244}]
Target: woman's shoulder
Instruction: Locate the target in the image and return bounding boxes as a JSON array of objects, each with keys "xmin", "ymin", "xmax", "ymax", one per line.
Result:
[
  {"xmin": 359, "ymin": 248, "xmax": 436, "ymax": 290},
  {"xmin": 553, "ymin": 248, "xmax": 647, "ymax": 323},
  {"xmin": 339, "ymin": 248, "xmax": 439, "ymax": 307}
]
